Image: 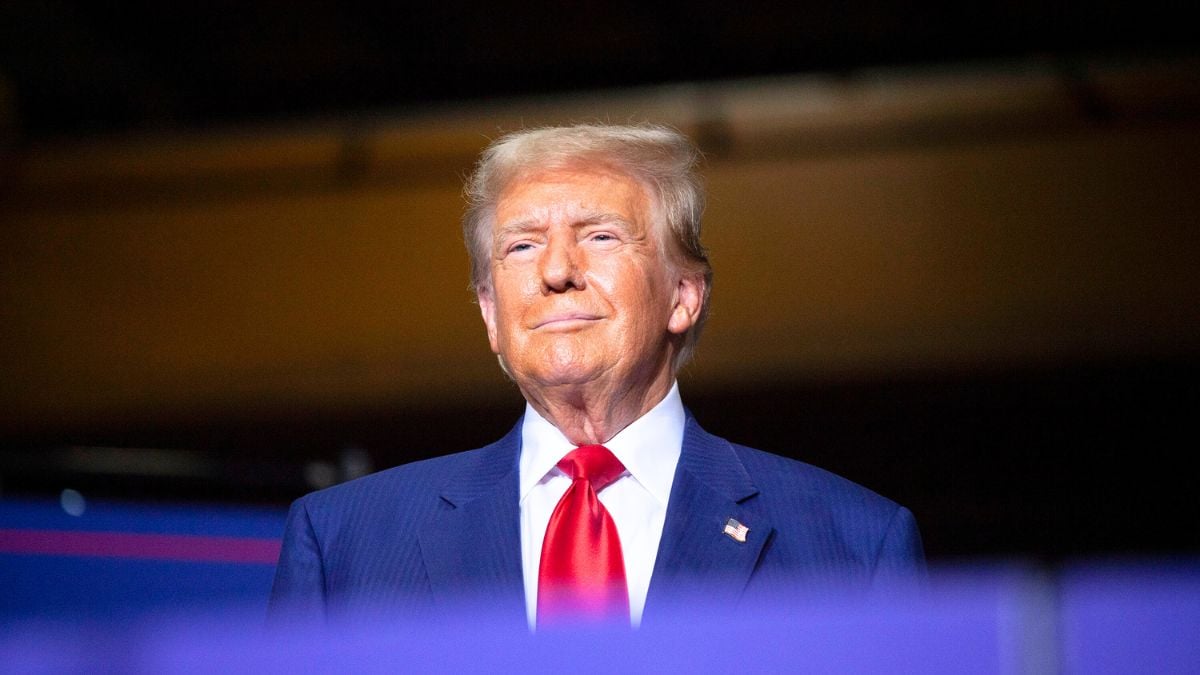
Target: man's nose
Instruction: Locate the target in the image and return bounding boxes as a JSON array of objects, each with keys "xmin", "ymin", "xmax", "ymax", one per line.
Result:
[{"xmin": 540, "ymin": 236, "xmax": 584, "ymax": 292}]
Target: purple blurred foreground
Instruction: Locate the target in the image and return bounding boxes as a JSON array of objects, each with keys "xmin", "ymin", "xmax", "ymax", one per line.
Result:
[
  {"xmin": 4, "ymin": 563, "xmax": 1200, "ymax": 674},
  {"xmin": 2, "ymin": 498, "xmax": 1198, "ymax": 673}
]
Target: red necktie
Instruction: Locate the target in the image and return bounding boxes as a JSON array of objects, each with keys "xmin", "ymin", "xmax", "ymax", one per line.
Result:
[{"xmin": 537, "ymin": 444, "xmax": 629, "ymax": 627}]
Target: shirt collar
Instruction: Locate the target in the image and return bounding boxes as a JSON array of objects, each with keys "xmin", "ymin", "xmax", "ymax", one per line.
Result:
[{"xmin": 518, "ymin": 381, "xmax": 685, "ymax": 506}]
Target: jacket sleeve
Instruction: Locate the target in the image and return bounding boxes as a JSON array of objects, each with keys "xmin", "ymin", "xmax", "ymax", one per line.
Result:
[
  {"xmin": 267, "ymin": 497, "xmax": 327, "ymax": 625},
  {"xmin": 871, "ymin": 505, "xmax": 927, "ymax": 586}
]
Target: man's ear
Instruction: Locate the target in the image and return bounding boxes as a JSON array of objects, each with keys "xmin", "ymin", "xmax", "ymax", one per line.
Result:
[
  {"xmin": 477, "ymin": 287, "xmax": 501, "ymax": 354},
  {"xmin": 667, "ymin": 273, "xmax": 705, "ymax": 336}
]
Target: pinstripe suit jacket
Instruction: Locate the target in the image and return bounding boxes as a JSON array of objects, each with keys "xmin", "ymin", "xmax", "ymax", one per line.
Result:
[{"xmin": 268, "ymin": 414, "xmax": 924, "ymax": 625}]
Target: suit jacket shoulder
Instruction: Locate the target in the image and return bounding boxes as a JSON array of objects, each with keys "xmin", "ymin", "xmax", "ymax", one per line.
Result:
[
  {"xmin": 268, "ymin": 424, "xmax": 524, "ymax": 622},
  {"xmin": 743, "ymin": 442, "xmax": 921, "ymax": 563},
  {"xmin": 646, "ymin": 417, "xmax": 924, "ymax": 614}
]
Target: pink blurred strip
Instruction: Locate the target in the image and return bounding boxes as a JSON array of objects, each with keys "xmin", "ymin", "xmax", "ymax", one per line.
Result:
[{"xmin": 0, "ymin": 528, "xmax": 281, "ymax": 564}]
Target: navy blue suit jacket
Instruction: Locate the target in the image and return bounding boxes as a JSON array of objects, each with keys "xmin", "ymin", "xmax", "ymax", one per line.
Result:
[{"xmin": 269, "ymin": 415, "xmax": 924, "ymax": 625}]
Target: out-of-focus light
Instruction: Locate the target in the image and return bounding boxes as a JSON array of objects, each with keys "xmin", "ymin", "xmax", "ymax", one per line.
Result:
[
  {"xmin": 60, "ymin": 489, "xmax": 86, "ymax": 516},
  {"xmin": 304, "ymin": 461, "xmax": 337, "ymax": 490},
  {"xmin": 339, "ymin": 447, "xmax": 373, "ymax": 482}
]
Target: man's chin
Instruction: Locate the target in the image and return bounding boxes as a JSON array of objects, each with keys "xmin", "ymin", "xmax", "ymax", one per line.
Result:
[{"xmin": 513, "ymin": 363, "xmax": 606, "ymax": 392}]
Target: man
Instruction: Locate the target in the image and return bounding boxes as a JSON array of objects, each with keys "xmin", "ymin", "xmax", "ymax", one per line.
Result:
[{"xmin": 269, "ymin": 123, "xmax": 924, "ymax": 629}]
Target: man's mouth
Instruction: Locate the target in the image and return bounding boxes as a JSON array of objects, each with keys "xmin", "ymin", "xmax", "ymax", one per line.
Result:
[{"xmin": 533, "ymin": 313, "xmax": 602, "ymax": 330}]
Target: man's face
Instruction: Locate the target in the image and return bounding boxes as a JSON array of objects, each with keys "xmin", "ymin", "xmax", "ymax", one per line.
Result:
[{"xmin": 478, "ymin": 166, "xmax": 701, "ymax": 395}]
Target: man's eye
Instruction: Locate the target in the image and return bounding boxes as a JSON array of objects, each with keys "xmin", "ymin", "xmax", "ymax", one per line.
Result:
[
  {"xmin": 508, "ymin": 242, "xmax": 534, "ymax": 253},
  {"xmin": 590, "ymin": 233, "xmax": 616, "ymax": 242}
]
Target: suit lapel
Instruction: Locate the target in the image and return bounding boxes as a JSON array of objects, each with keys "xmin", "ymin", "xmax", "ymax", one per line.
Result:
[
  {"xmin": 645, "ymin": 417, "xmax": 774, "ymax": 617},
  {"xmin": 418, "ymin": 423, "xmax": 525, "ymax": 617}
]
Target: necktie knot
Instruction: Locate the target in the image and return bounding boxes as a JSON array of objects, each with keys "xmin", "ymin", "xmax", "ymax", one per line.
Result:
[{"xmin": 557, "ymin": 444, "xmax": 625, "ymax": 491}]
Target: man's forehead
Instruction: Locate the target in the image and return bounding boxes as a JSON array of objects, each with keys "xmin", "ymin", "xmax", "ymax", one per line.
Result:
[{"xmin": 494, "ymin": 167, "xmax": 650, "ymax": 224}]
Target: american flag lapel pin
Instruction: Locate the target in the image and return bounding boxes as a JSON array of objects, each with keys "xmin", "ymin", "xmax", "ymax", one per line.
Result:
[{"xmin": 723, "ymin": 517, "xmax": 749, "ymax": 543}]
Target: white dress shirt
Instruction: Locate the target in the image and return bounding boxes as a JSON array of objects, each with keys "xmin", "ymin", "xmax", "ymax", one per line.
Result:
[{"xmin": 518, "ymin": 382, "xmax": 685, "ymax": 629}]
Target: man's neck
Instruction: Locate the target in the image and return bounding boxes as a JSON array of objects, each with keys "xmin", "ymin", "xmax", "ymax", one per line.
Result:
[{"xmin": 521, "ymin": 375, "xmax": 676, "ymax": 445}]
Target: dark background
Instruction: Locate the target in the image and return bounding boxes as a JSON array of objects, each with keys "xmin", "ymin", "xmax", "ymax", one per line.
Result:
[
  {"xmin": 8, "ymin": 359, "xmax": 1196, "ymax": 564},
  {"xmin": 1, "ymin": 2, "xmax": 1197, "ymax": 566},
  {"xmin": 2, "ymin": 1, "xmax": 1196, "ymax": 141}
]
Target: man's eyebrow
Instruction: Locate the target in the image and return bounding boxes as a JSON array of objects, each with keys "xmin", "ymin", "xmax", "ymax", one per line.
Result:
[
  {"xmin": 494, "ymin": 220, "xmax": 541, "ymax": 240},
  {"xmin": 494, "ymin": 213, "xmax": 631, "ymax": 240},
  {"xmin": 578, "ymin": 213, "xmax": 632, "ymax": 227}
]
